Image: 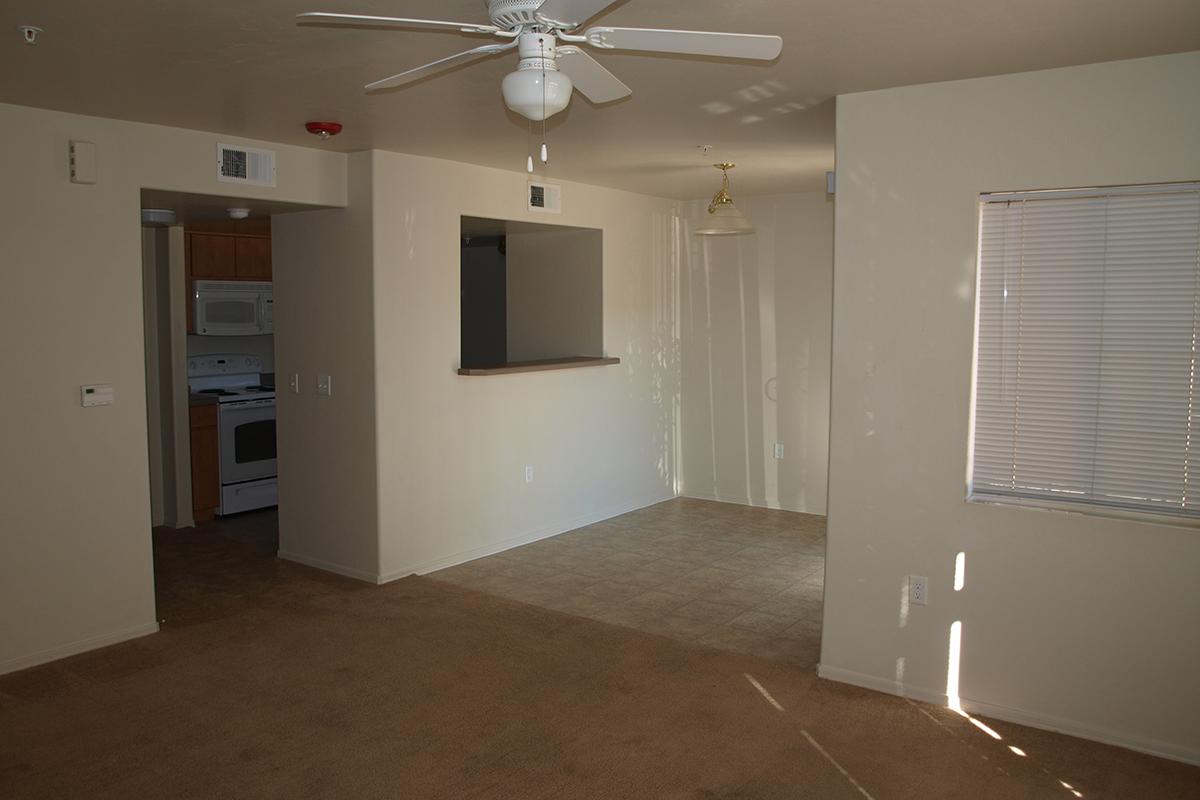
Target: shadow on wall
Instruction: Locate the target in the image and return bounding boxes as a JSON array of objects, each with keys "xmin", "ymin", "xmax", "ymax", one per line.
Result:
[{"xmin": 678, "ymin": 193, "xmax": 833, "ymax": 514}]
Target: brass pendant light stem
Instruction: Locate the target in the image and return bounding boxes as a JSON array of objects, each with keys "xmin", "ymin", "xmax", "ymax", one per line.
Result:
[{"xmin": 708, "ymin": 163, "xmax": 737, "ymax": 214}]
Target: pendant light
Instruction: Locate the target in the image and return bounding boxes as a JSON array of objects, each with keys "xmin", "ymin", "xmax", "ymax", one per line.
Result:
[{"xmin": 695, "ymin": 163, "xmax": 755, "ymax": 236}]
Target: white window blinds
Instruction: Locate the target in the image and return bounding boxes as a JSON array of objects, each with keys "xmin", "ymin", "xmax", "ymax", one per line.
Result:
[{"xmin": 970, "ymin": 183, "xmax": 1200, "ymax": 519}]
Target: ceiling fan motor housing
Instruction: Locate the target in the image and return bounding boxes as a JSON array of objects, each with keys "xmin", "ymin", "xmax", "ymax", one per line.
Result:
[{"xmin": 487, "ymin": 0, "xmax": 546, "ymax": 29}]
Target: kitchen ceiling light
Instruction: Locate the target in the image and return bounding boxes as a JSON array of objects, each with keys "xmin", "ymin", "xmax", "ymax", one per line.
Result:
[
  {"xmin": 227, "ymin": 208, "xmax": 251, "ymax": 220},
  {"xmin": 695, "ymin": 163, "xmax": 755, "ymax": 236},
  {"xmin": 141, "ymin": 208, "xmax": 177, "ymax": 227}
]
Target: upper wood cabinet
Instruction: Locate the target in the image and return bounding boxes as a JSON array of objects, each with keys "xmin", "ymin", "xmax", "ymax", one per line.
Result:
[
  {"xmin": 188, "ymin": 233, "xmax": 271, "ymax": 281},
  {"xmin": 235, "ymin": 236, "xmax": 272, "ymax": 280},
  {"xmin": 189, "ymin": 233, "xmax": 238, "ymax": 279}
]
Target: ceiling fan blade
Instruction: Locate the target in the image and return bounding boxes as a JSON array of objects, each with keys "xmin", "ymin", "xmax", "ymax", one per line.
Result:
[
  {"xmin": 582, "ymin": 27, "xmax": 783, "ymax": 60},
  {"xmin": 556, "ymin": 47, "xmax": 631, "ymax": 104},
  {"xmin": 297, "ymin": 12, "xmax": 500, "ymax": 36},
  {"xmin": 534, "ymin": 0, "xmax": 620, "ymax": 29},
  {"xmin": 366, "ymin": 43, "xmax": 515, "ymax": 91}
]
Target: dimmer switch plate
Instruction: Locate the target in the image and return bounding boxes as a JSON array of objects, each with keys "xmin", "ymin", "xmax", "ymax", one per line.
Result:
[{"xmin": 317, "ymin": 374, "xmax": 332, "ymax": 396}]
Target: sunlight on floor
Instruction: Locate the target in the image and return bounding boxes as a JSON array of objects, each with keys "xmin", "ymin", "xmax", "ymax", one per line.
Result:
[{"xmin": 944, "ymin": 554, "xmax": 1085, "ymax": 798}]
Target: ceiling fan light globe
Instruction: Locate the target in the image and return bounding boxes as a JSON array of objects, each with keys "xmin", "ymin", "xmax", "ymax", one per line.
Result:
[{"xmin": 502, "ymin": 68, "xmax": 574, "ymax": 121}]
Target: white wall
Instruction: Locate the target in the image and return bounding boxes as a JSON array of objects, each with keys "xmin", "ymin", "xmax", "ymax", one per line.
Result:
[
  {"xmin": 823, "ymin": 52, "xmax": 1200, "ymax": 763},
  {"xmin": 679, "ymin": 192, "xmax": 833, "ymax": 514},
  {"xmin": 273, "ymin": 153, "xmax": 380, "ymax": 581},
  {"xmin": 506, "ymin": 227, "xmax": 604, "ymax": 362},
  {"xmin": 370, "ymin": 151, "xmax": 680, "ymax": 580},
  {"xmin": 0, "ymin": 102, "xmax": 345, "ymax": 674}
]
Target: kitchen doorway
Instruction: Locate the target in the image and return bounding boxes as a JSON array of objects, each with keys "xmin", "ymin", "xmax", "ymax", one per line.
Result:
[{"xmin": 139, "ymin": 191, "xmax": 328, "ymax": 580}]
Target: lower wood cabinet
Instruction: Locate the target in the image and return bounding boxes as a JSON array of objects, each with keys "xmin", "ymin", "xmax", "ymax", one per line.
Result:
[{"xmin": 190, "ymin": 404, "xmax": 220, "ymax": 523}]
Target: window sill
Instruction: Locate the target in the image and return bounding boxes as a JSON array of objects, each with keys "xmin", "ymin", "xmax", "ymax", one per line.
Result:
[
  {"xmin": 967, "ymin": 492, "xmax": 1200, "ymax": 530},
  {"xmin": 456, "ymin": 357, "xmax": 620, "ymax": 376}
]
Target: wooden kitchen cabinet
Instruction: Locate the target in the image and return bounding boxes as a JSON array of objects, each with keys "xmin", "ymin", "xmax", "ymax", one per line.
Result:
[
  {"xmin": 188, "ymin": 233, "xmax": 238, "ymax": 279},
  {"xmin": 190, "ymin": 404, "xmax": 220, "ymax": 523},
  {"xmin": 235, "ymin": 236, "xmax": 272, "ymax": 280}
]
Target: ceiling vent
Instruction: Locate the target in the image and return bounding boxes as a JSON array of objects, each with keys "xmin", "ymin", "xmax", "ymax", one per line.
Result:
[
  {"xmin": 217, "ymin": 143, "xmax": 276, "ymax": 187},
  {"xmin": 527, "ymin": 180, "xmax": 561, "ymax": 214}
]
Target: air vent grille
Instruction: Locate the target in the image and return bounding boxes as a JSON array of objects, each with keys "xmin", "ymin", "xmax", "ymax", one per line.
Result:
[
  {"xmin": 528, "ymin": 180, "xmax": 561, "ymax": 213},
  {"xmin": 217, "ymin": 143, "xmax": 276, "ymax": 187}
]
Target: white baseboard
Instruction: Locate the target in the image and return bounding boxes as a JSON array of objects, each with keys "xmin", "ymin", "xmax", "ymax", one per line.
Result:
[
  {"xmin": 681, "ymin": 489, "xmax": 820, "ymax": 516},
  {"xmin": 277, "ymin": 550, "xmax": 382, "ymax": 584},
  {"xmin": 378, "ymin": 492, "xmax": 677, "ymax": 584},
  {"xmin": 1, "ymin": 621, "xmax": 160, "ymax": 677},
  {"xmin": 817, "ymin": 663, "xmax": 1200, "ymax": 767}
]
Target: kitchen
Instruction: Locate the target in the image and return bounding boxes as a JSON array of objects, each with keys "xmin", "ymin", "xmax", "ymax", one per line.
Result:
[
  {"xmin": 186, "ymin": 217, "xmax": 277, "ymax": 524},
  {"xmin": 142, "ymin": 200, "xmax": 289, "ymax": 552}
]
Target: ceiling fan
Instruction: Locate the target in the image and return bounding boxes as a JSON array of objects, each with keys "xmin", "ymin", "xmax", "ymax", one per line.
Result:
[{"xmin": 298, "ymin": 0, "xmax": 783, "ymax": 121}]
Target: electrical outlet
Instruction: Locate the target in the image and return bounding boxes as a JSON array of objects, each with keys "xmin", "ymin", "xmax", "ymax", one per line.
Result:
[
  {"xmin": 773, "ymin": 443, "xmax": 785, "ymax": 459},
  {"xmin": 909, "ymin": 575, "xmax": 928, "ymax": 606},
  {"xmin": 524, "ymin": 465, "xmax": 534, "ymax": 484}
]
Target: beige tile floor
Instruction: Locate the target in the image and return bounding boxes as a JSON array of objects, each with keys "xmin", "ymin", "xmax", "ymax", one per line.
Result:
[{"xmin": 431, "ymin": 498, "xmax": 826, "ymax": 668}]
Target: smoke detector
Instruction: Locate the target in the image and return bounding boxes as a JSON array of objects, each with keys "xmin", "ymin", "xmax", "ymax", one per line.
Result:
[
  {"xmin": 305, "ymin": 121, "xmax": 343, "ymax": 140},
  {"xmin": 227, "ymin": 208, "xmax": 251, "ymax": 220}
]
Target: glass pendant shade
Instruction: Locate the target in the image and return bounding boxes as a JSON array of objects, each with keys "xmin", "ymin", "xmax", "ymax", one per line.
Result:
[
  {"xmin": 502, "ymin": 67, "xmax": 573, "ymax": 121},
  {"xmin": 695, "ymin": 163, "xmax": 755, "ymax": 236},
  {"xmin": 694, "ymin": 203, "xmax": 755, "ymax": 235}
]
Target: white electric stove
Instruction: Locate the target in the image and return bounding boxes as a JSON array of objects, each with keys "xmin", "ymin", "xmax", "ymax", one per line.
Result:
[{"xmin": 188, "ymin": 354, "xmax": 278, "ymax": 515}]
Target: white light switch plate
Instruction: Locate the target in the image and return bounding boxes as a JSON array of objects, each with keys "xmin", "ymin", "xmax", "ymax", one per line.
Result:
[
  {"xmin": 317, "ymin": 374, "xmax": 332, "ymax": 396},
  {"xmin": 289, "ymin": 373, "xmax": 300, "ymax": 394}
]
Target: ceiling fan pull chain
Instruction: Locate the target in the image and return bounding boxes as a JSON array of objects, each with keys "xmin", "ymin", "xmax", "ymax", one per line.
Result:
[
  {"xmin": 526, "ymin": 117, "xmax": 535, "ymax": 173},
  {"xmin": 540, "ymin": 46, "xmax": 550, "ymax": 166}
]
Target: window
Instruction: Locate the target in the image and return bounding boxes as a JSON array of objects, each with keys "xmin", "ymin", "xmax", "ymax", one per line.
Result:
[{"xmin": 969, "ymin": 182, "xmax": 1200, "ymax": 519}]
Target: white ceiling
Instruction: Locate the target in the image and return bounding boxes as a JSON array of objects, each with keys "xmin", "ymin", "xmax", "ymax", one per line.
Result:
[{"xmin": 3, "ymin": 1, "xmax": 1198, "ymax": 199}]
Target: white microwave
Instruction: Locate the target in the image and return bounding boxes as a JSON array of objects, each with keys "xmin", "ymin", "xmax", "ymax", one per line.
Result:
[{"xmin": 194, "ymin": 280, "xmax": 273, "ymax": 336}]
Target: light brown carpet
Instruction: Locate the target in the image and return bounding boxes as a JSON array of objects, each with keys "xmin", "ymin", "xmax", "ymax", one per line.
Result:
[{"xmin": 1, "ymin": 529, "xmax": 1196, "ymax": 799}]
